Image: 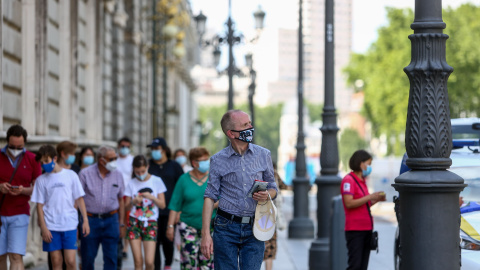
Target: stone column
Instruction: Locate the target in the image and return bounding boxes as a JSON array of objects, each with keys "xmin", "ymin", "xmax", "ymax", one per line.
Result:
[
  {"xmin": 59, "ymin": 0, "xmax": 72, "ymax": 138},
  {"xmin": 32, "ymin": 0, "xmax": 46, "ymax": 135}
]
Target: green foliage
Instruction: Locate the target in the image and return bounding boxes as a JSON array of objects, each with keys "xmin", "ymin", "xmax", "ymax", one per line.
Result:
[
  {"xmin": 344, "ymin": 4, "xmax": 480, "ymax": 155},
  {"xmin": 339, "ymin": 128, "xmax": 369, "ymax": 170},
  {"xmin": 305, "ymin": 101, "xmax": 323, "ymax": 123},
  {"xmin": 198, "ymin": 104, "xmax": 283, "ymax": 162}
]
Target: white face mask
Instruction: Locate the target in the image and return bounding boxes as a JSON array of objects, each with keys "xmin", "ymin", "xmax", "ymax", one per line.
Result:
[
  {"xmin": 105, "ymin": 160, "xmax": 117, "ymax": 172},
  {"xmin": 8, "ymin": 148, "xmax": 23, "ymax": 158}
]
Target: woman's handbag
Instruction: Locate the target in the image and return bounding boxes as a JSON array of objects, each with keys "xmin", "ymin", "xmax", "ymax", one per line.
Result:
[
  {"xmin": 370, "ymin": 230, "xmax": 379, "ymax": 251},
  {"xmin": 350, "ymin": 173, "xmax": 379, "ymax": 253}
]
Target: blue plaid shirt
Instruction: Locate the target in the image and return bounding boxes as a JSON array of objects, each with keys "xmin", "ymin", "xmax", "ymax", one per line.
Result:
[{"xmin": 204, "ymin": 143, "xmax": 277, "ymax": 217}]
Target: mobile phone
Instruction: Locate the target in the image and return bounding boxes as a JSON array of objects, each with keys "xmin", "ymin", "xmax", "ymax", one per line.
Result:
[{"xmin": 11, "ymin": 186, "xmax": 19, "ymax": 189}]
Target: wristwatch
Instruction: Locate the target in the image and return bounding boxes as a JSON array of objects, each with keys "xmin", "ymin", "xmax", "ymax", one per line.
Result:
[
  {"xmin": 120, "ymin": 224, "xmax": 125, "ymax": 227},
  {"xmin": 167, "ymin": 224, "xmax": 174, "ymax": 228}
]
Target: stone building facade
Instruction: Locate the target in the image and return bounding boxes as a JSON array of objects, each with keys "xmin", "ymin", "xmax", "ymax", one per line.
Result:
[
  {"xmin": 0, "ymin": 0, "xmax": 199, "ymax": 152},
  {"xmin": 0, "ymin": 0, "xmax": 199, "ymax": 266}
]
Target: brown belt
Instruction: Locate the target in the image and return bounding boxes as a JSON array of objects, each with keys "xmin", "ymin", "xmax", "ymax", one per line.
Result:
[{"xmin": 87, "ymin": 209, "xmax": 118, "ymax": 219}]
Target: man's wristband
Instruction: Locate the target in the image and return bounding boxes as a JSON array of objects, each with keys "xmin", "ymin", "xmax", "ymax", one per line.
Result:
[
  {"xmin": 167, "ymin": 224, "xmax": 174, "ymax": 228},
  {"xmin": 120, "ymin": 224, "xmax": 125, "ymax": 227}
]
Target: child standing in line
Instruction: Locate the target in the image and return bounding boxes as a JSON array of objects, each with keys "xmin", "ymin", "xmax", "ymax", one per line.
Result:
[
  {"xmin": 31, "ymin": 145, "xmax": 90, "ymax": 270},
  {"xmin": 125, "ymin": 155, "xmax": 166, "ymax": 270}
]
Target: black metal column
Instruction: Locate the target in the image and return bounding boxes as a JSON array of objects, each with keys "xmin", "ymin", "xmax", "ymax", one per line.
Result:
[
  {"xmin": 393, "ymin": 1, "xmax": 465, "ymax": 270},
  {"xmin": 151, "ymin": 0, "xmax": 158, "ymax": 138},
  {"xmin": 227, "ymin": 0, "xmax": 234, "ymax": 111},
  {"xmin": 288, "ymin": 0, "xmax": 315, "ymax": 240},
  {"xmin": 309, "ymin": 0, "xmax": 341, "ymax": 267}
]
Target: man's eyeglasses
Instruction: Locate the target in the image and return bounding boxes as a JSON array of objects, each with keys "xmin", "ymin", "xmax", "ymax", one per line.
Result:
[
  {"xmin": 8, "ymin": 145, "xmax": 23, "ymax": 150},
  {"xmin": 104, "ymin": 157, "xmax": 117, "ymax": 162}
]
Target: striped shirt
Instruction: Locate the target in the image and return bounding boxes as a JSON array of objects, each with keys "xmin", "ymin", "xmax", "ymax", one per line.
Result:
[
  {"xmin": 79, "ymin": 163, "xmax": 125, "ymax": 214},
  {"xmin": 204, "ymin": 143, "xmax": 277, "ymax": 217}
]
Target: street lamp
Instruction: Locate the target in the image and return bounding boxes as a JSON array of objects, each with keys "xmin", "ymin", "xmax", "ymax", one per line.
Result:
[
  {"xmin": 392, "ymin": 0, "xmax": 465, "ymax": 269},
  {"xmin": 194, "ymin": 1, "xmax": 265, "ymax": 110},
  {"xmin": 151, "ymin": 0, "xmax": 188, "ymax": 140},
  {"xmin": 309, "ymin": 0, "xmax": 341, "ymax": 268},
  {"xmin": 245, "ymin": 52, "xmax": 256, "ymax": 127},
  {"xmin": 288, "ymin": 0, "xmax": 315, "ymax": 240}
]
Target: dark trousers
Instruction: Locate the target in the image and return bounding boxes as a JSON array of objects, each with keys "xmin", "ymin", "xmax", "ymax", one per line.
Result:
[
  {"xmin": 345, "ymin": 230, "xmax": 372, "ymax": 270},
  {"xmin": 154, "ymin": 215, "xmax": 174, "ymax": 270}
]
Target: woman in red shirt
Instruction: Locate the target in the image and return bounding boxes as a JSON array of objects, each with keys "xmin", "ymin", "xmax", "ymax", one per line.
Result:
[{"xmin": 340, "ymin": 150, "xmax": 386, "ymax": 270}]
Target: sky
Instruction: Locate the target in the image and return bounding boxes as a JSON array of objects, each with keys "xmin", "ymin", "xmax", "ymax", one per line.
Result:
[{"xmin": 190, "ymin": 0, "xmax": 480, "ymax": 54}]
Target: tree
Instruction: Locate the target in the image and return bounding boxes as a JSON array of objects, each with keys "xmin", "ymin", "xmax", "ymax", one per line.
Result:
[
  {"xmin": 198, "ymin": 104, "xmax": 283, "ymax": 162},
  {"xmin": 344, "ymin": 4, "xmax": 480, "ymax": 155},
  {"xmin": 339, "ymin": 128, "xmax": 369, "ymax": 171}
]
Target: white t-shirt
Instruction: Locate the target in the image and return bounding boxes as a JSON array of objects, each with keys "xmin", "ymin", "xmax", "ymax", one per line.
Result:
[
  {"xmin": 124, "ymin": 175, "xmax": 167, "ymax": 224},
  {"xmin": 31, "ymin": 168, "xmax": 85, "ymax": 231},
  {"xmin": 117, "ymin": 154, "xmax": 134, "ymax": 189}
]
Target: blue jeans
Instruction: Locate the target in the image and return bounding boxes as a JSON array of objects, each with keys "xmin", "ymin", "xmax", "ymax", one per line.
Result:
[
  {"xmin": 80, "ymin": 213, "xmax": 120, "ymax": 270},
  {"xmin": 213, "ymin": 215, "xmax": 265, "ymax": 270}
]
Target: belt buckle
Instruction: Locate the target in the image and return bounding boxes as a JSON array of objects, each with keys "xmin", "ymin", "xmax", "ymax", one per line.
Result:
[{"xmin": 241, "ymin": 216, "xmax": 250, "ymax": 224}]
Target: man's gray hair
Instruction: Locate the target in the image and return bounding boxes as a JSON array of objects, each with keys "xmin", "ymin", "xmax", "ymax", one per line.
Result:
[
  {"xmin": 220, "ymin": 110, "xmax": 244, "ymax": 135},
  {"xmin": 97, "ymin": 145, "xmax": 116, "ymax": 159}
]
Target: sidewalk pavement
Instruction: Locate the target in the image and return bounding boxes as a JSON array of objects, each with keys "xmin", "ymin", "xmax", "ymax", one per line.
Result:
[{"xmin": 28, "ymin": 194, "xmax": 396, "ymax": 270}]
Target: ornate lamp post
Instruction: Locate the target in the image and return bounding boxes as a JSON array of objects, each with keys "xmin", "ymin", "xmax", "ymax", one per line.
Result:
[
  {"xmin": 194, "ymin": 2, "xmax": 265, "ymax": 110},
  {"xmin": 309, "ymin": 0, "xmax": 341, "ymax": 267},
  {"xmin": 288, "ymin": 0, "xmax": 315, "ymax": 239},
  {"xmin": 393, "ymin": 0, "xmax": 465, "ymax": 269}
]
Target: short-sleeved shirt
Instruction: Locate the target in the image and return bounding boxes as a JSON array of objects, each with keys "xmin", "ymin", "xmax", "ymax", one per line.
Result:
[
  {"xmin": 0, "ymin": 148, "xmax": 42, "ymax": 216},
  {"xmin": 124, "ymin": 175, "xmax": 167, "ymax": 223},
  {"xmin": 148, "ymin": 159, "xmax": 184, "ymax": 216},
  {"xmin": 31, "ymin": 168, "xmax": 85, "ymax": 231},
  {"xmin": 78, "ymin": 163, "xmax": 125, "ymax": 214},
  {"xmin": 340, "ymin": 172, "xmax": 372, "ymax": 231},
  {"xmin": 204, "ymin": 143, "xmax": 277, "ymax": 217},
  {"xmin": 117, "ymin": 154, "xmax": 134, "ymax": 188},
  {"xmin": 169, "ymin": 172, "xmax": 215, "ymax": 230}
]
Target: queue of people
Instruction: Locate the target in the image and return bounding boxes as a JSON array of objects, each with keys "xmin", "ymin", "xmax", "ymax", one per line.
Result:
[{"xmin": 0, "ymin": 110, "xmax": 386, "ymax": 270}]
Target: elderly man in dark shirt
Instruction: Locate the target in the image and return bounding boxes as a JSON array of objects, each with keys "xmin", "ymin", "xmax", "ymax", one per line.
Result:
[
  {"xmin": 79, "ymin": 145, "xmax": 125, "ymax": 270},
  {"xmin": 201, "ymin": 110, "xmax": 277, "ymax": 270}
]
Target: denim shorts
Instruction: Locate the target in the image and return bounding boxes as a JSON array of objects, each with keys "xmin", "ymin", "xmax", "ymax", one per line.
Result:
[
  {"xmin": 0, "ymin": 214, "xmax": 30, "ymax": 256},
  {"xmin": 42, "ymin": 229, "xmax": 78, "ymax": 252}
]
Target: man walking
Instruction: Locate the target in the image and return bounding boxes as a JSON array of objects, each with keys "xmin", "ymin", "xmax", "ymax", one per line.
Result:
[
  {"xmin": 201, "ymin": 110, "xmax": 277, "ymax": 270},
  {"xmin": 116, "ymin": 137, "xmax": 134, "ymax": 263},
  {"xmin": 79, "ymin": 146, "xmax": 125, "ymax": 270},
  {"xmin": 147, "ymin": 137, "xmax": 183, "ymax": 270},
  {"xmin": 0, "ymin": 125, "xmax": 42, "ymax": 270}
]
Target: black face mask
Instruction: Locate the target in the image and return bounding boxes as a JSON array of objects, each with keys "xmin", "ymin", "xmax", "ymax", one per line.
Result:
[{"xmin": 231, "ymin": 128, "xmax": 254, "ymax": 143}]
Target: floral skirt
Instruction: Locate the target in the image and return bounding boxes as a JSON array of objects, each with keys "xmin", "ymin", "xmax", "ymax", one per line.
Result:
[
  {"xmin": 178, "ymin": 221, "xmax": 214, "ymax": 269},
  {"xmin": 127, "ymin": 216, "xmax": 158, "ymax": 241}
]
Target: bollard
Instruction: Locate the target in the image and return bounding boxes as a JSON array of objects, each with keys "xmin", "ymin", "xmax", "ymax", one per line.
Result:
[{"xmin": 329, "ymin": 195, "xmax": 348, "ymax": 270}]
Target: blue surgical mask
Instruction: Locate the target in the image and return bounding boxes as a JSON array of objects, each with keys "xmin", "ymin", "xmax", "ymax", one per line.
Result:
[
  {"xmin": 136, "ymin": 172, "xmax": 148, "ymax": 181},
  {"xmin": 119, "ymin": 147, "xmax": 130, "ymax": 156},
  {"xmin": 198, "ymin": 160, "xmax": 210, "ymax": 173},
  {"xmin": 151, "ymin": 150, "xmax": 162, "ymax": 161},
  {"xmin": 362, "ymin": 165, "xmax": 372, "ymax": 177},
  {"xmin": 83, "ymin": 156, "xmax": 94, "ymax": 166},
  {"xmin": 231, "ymin": 128, "xmax": 254, "ymax": 143},
  {"xmin": 65, "ymin": 155, "xmax": 76, "ymax": 165},
  {"xmin": 42, "ymin": 160, "xmax": 55, "ymax": 173},
  {"xmin": 175, "ymin": 156, "xmax": 187, "ymax": 165}
]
